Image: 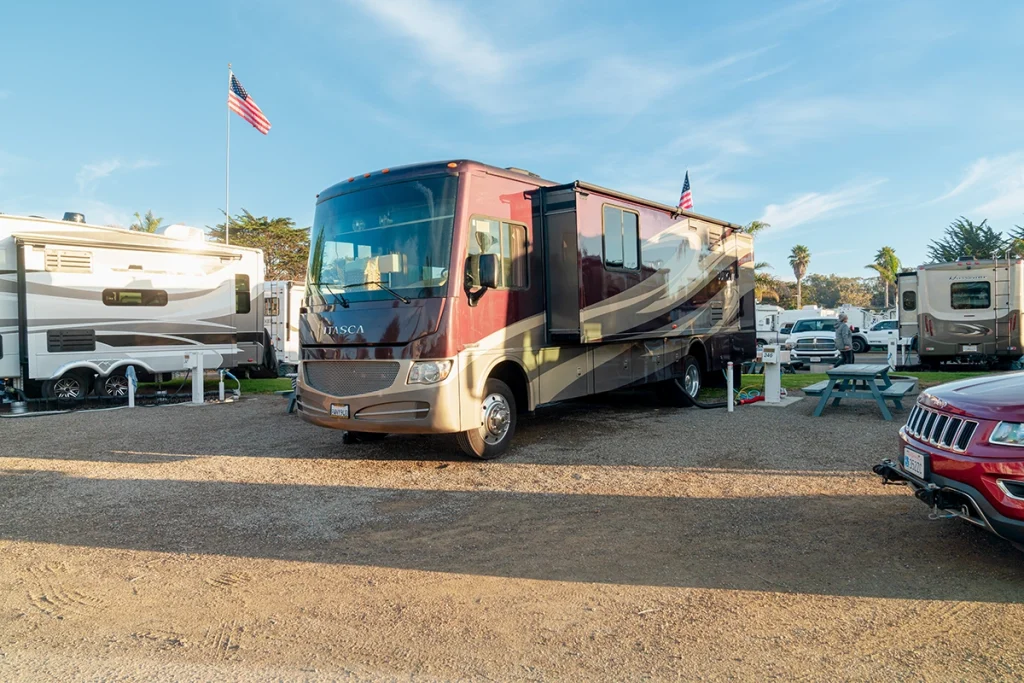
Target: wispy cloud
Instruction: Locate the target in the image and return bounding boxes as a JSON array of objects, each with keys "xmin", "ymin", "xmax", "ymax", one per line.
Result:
[
  {"xmin": 739, "ymin": 62, "xmax": 795, "ymax": 84},
  {"xmin": 76, "ymin": 158, "xmax": 159, "ymax": 194},
  {"xmin": 347, "ymin": 0, "xmax": 771, "ymax": 121},
  {"xmin": 760, "ymin": 178, "xmax": 886, "ymax": 232},
  {"xmin": 930, "ymin": 152, "xmax": 1024, "ymax": 219},
  {"xmin": 727, "ymin": 0, "xmax": 841, "ymax": 35},
  {"xmin": 0, "ymin": 90, "xmax": 10, "ymax": 100}
]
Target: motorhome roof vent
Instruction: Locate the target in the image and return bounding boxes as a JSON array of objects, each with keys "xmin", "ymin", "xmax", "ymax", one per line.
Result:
[
  {"xmin": 158, "ymin": 223, "xmax": 206, "ymax": 243},
  {"xmin": 62, "ymin": 212, "xmax": 86, "ymax": 223},
  {"xmin": 505, "ymin": 167, "xmax": 540, "ymax": 178}
]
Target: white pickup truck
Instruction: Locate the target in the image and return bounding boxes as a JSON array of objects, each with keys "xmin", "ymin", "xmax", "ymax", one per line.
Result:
[{"xmin": 852, "ymin": 319, "xmax": 912, "ymax": 353}]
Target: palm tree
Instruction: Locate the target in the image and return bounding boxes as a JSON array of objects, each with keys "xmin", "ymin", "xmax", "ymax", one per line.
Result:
[
  {"xmin": 754, "ymin": 271, "xmax": 780, "ymax": 302},
  {"xmin": 742, "ymin": 220, "xmax": 770, "ymax": 236},
  {"xmin": 130, "ymin": 210, "xmax": 163, "ymax": 233},
  {"xmin": 865, "ymin": 246, "xmax": 900, "ymax": 309},
  {"xmin": 788, "ymin": 245, "xmax": 811, "ymax": 308}
]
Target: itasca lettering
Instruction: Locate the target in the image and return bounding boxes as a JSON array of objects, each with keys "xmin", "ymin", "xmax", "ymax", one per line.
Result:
[{"xmin": 324, "ymin": 325, "xmax": 365, "ymax": 335}]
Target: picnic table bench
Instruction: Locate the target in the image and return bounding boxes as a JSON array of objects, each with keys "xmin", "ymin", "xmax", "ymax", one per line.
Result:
[
  {"xmin": 803, "ymin": 364, "xmax": 916, "ymax": 421},
  {"xmin": 275, "ymin": 373, "xmax": 298, "ymax": 413}
]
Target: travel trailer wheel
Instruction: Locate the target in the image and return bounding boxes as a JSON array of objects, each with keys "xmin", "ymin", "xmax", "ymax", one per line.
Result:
[
  {"xmin": 456, "ymin": 378, "xmax": 517, "ymax": 459},
  {"xmin": 43, "ymin": 370, "xmax": 92, "ymax": 400},
  {"xmin": 658, "ymin": 355, "xmax": 702, "ymax": 407},
  {"xmin": 99, "ymin": 371, "xmax": 131, "ymax": 397}
]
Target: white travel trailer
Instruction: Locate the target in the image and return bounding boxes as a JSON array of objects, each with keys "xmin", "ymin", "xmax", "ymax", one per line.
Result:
[
  {"xmin": 0, "ymin": 213, "xmax": 268, "ymax": 399},
  {"xmin": 755, "ymin": 303, "xmax": 783, "ymax": 345},
  {"xmin": 264, "ymin": 280, "xmax": 303, "ymax": 373},
  {"xmin": 898, "ymin": 257, "xmax": 1024, "ymax": 367}
]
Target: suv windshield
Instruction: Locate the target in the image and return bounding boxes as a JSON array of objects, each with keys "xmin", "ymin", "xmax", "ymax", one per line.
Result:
[
  {"xmin": 791, "ymin": 319, "xmax": 836, "ymax": 333},
  {"xmin": 309, "ymin": 175, "xmax": 458, "ymax": 303}
]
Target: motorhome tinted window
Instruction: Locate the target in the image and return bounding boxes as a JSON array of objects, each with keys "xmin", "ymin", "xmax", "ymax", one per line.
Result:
[
  {"xmin": 102, "ymin": 289, "xmax": 167, "ymax": 306},
  {"xmin": 235, "ymin": 275, "xmax": 251, "ymax": 314},
  {"xmin": 951, "ymin": 282, "xmax": 990, "ymax": 309},
  {"xmin": 309, "ymin": 176, "xmax": 457, "ymax": 303},
  {"xmin": 265, "ymin": 297, "xmax": 280, "ymax": 316},
  {"xmin": 466, "ymin": 218, "xmax": 528, "ymax": 289},
  {"xmin": 602, "ymin": 205, "xmax": 640, "ymax": 270},
  {"xmin": 902, "ymin": 290, "xmax": 916, "ymax": 310}
]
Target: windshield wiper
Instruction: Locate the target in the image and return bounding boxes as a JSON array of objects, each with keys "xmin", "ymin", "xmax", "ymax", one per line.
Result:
[
  {"xmin": 357, "ymin": 280, "xmax": 410, "ymax": 304},
  {"xmin": 314, "ymin": 282, "xmax": 349, "ymax": 309}
]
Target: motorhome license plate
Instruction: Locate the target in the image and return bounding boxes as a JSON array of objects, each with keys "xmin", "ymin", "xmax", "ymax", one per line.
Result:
[
  {"xmin": 902, "ymin": 447, "xmax": 925, "ymax": 478},
  {"xmin": 962, "ymin": 344, "xmax": 978, "ymax": 353},
  {"xmin": 330, "ymin": 404, "xmax": 350, "ymax": 418}
]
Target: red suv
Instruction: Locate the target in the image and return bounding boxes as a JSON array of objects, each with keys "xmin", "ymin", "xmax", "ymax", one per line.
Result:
[{"xmin": 874, "ymin": 372, "xmax": 1024, "ymax": 546}]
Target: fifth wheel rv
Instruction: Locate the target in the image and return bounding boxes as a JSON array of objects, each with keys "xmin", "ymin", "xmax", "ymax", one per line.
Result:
[
  {"xmin": 898, "ymin": 256, "xmax": 1024, "ymax": 368},
  {"xmin": 0, "ymin": 212, "xmax": 267, "ymax": 399},
  {"xmin": 296, "ymin": 160, "xmax": 756, "ymax": 458}
]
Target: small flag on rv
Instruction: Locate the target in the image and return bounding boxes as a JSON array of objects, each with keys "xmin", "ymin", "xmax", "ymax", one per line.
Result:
[
  {"xmin": 228, "ymin": 72, "xmax": 271, "ymax": 134},
  {"xmin": 677, "ymin": 171, "xmax": 693, "ymax": 210}
]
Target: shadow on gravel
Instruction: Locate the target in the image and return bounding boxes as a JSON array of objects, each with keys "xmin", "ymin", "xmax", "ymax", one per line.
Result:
[{"xmin": 2, "ymin": 470, "xmax": 1022, "ymax": 603}]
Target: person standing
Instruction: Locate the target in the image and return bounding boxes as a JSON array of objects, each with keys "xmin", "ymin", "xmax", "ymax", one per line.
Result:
[{"xmin": 836, "ymin": 313, "xmax": 855, "ymax": 365}]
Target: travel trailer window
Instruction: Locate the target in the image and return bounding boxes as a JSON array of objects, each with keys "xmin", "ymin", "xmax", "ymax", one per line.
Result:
[
  {"xmin": 102, "ymin": 289, "xmax": 167, "ymax": 306},
  {"xmin": 309, "ymin": 175, "xmax": 458, "ymax": 303},
  {"xmin": 236, "ymin": 275, "xmax": 251, "ymax": 314},
  {"xmin": 951, "ymin": 282, "xmax": 990, "ymax": 309},
  {"xmin": 602, "ymin": 205, "xmax": 640, "ymax": 270},
  {"xmin": 466, "ymin": 217, "xmax": 528, "ymax": 290},
  {"xmin": 902, "ymin": 290, "xmax": 916, "ymax": 310},
  {"xmin": 265, "ymin": 297, "xmax": 280, "ymax": 316}
]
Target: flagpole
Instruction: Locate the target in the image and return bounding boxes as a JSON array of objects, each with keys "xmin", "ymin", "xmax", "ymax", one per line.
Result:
[{"xmin": 225, "ymin": 63, "xmax": 232, "ymax": 246}]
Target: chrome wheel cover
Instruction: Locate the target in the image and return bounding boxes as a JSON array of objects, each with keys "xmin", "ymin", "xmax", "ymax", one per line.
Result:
[
  {"xmin": 480, "ymin": 393, "xmax": 512, "ymax": 445},
  {"xmin": 104, "ymin": 375, "xmax": 130, "ymax": 397},
  {"xmin": 53, "ymin": 376, "xmax": 84, "ymax": 399},
  {"xmin": 683, "ymin": 365, "xmax": 700, "ymax": 398}
]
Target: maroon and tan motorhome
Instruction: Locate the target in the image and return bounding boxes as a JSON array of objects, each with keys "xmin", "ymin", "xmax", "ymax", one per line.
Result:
[{"xmin": 296, "ymin": 160, "xmax": 755, "ymax": 458}]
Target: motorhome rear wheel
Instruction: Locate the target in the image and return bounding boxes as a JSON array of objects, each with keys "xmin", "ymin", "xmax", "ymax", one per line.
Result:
[{"xmin": 657, "ymin": 355, "xmax": 702, "ymax": 407}]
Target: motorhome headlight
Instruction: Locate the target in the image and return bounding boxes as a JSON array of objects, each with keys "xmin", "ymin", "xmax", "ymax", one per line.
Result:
[
  {"xmin": 408, "ymin": 360, "xmax": 453, "ymax": 385},
  {"xmin": 989, "ymin": 422, "xmax": 1024, "ymax": 447}
]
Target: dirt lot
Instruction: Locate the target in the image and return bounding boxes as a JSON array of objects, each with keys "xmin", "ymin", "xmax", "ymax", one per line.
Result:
[{"xmin": 1, "ymin": 392, "xmax": 1023, "ymax": 680}]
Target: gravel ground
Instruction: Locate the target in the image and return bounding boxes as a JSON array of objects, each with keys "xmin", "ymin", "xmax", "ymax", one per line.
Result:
[{"xmin": 1, "ymin": 390, "xmax": 1023, "ymax": 680}]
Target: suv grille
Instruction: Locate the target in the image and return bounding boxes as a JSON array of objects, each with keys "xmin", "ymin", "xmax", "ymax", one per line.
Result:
[
  {"xmin": 304, "ymin": 360, "xmax": 400, "ymax": 397},
  {"xmin": 905, "ymin": 404, "xmax": 977, "ymax": 452}
]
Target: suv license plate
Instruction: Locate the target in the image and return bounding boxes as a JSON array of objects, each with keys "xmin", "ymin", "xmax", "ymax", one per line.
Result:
[
  {"xmin": 962, "ymin": 344, "xmax": 978, "ymax": 353},
  {"xmin": 330, "ymin": 404, "xmax": 350, "ymax": 418},
  {"xmin": 903, "ymin": 447, "xmax": 925, "ymax": 478}
]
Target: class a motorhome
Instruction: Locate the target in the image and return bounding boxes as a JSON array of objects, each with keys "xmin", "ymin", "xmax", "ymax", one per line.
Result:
[
  {"xmin": 898, "ymin": 256, "xmax": 1024, "ymax": 367},
  {"xmin": 296, "ymin": 160, "xmax": 756, "ymax": 458},
  {"xmin": 264, "ymin": 280, "xmax": 303, "ymax": 373},
  {"xmin": 0, "ymin": 212, "xmax": 268, "ymax": 399}
]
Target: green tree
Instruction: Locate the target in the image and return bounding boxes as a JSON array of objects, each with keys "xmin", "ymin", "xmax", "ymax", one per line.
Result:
[
  {"xmin": 208, "ymin": 210, "xmax": 310, "ymax": 281},
  {"xmin": 926, "ymin": 217, "xmax": 1006, "ymax": 263},
  {"xmin": 130, "ymin": 210, "xmax": 163, "ymax": 233},
  {"xmin": 742, "ymin": 220, "xmax": 770, "ymax": 236},
  {"xmin": 788, "ymin": 245, "xmax": 811, "ymax": 308},
  {"xmin": 754, "ymin": 271, "xmax": 781, "ymax": 303},
  {"xmin": 802, "ymin": 274, "xmax": 873, "ymax": 308},
  {"xmin": 865, "ymin": 246, "xmax": 901, "ymax": 308}
]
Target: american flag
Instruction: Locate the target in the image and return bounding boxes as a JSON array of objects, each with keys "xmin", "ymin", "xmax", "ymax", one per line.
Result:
[
  {"xmin": 228, "ymin": 73, "xmax": 271, "ymax": 135},
  {"xmin": 677, "ymin": 171, "xmax": 693, "ymax": 210}
]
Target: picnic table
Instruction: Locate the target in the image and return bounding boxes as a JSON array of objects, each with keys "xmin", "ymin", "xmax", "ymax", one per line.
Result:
[{"xmin": 803, "ymin": 363, "xmax": 916, "ymax": 421}]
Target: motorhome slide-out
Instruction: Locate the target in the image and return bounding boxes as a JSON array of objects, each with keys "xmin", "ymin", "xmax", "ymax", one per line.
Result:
[
  {"xmin": 0, "ymin": 213, "xmax": 267, "ymax": 399},
  {"xmin": 296, "ymin": 160, "xmax": 756, "ymax": 458},
  {"xmin": 899, "ymin": 258, "xmax": 1024, "ymax": 367}
]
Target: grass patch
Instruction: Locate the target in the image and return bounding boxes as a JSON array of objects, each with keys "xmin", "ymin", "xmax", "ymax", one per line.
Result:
[{"xmin": 697, "ymin": 370, "xmax": 991, "ymax": 401}]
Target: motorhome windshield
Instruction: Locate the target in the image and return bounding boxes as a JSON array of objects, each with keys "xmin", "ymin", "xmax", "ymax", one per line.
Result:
[{"xmin": 309, "ymin": 176, "xmax": 457, "ymax": 303}]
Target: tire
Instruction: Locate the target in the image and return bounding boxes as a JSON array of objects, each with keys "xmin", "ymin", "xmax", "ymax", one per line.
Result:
[
  {"xmin": 456, "ymin": 378, "xmax": 517, "ymax": 459},
  {"xmin": 98, "ymin": 370, "xmax": 131, "ymax": 397},
  {"xmin": 852, "ymin": 337, "xmax": 868, "ymax": 354},
  {"xmin": 342, "ymin": 431, "xmax": 387, "ymax": 444},
  {"xmin": 657, "ymin": 355, "xmax": 702, "ymax": 407},
  {"xmin": 43, "ymin": 370, "xmax": 92, "ymax": 400}
]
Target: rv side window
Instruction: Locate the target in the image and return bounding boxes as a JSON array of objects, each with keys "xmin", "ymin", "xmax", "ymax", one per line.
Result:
[
  {"xmin": 466, "ymin": 217, "xmax": 528, "ymax": 290},
  {"xmin": 602, "ymin": 205, "xmax": 640, "ymax": 270},
  {"xmin": 950, "ymin": 282, "xmax": 990, "ymax": 310},
  {"xmin": 902, "ymin": 290, "xmax": 916, "ymax": 311},
  {"xmin": 265, "ymin": 297, "xmax": 280, "ymax": 317},
  {"xmin": 235, "ymin": 275, "xmax": 252, "ymax": 314},
  {"xmin": 102, "ymin": 289, "xmax": 168, "ymax": 306}
]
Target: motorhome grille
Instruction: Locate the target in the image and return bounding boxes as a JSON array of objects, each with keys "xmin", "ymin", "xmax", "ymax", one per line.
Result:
[
  {"xmin": 304, "ymin": 361, "xmax": 400, "ymax": 397},
  {"xmin": 46, "ymin": 329, "xmax": 96, "ymax": 353},
  {"xmin": 904, "ymin": 404, "xmax": 978, "ymax": 452},
  {"xmin": 44, "ymin": 249, "xmax": 92, "ymax": 273}
]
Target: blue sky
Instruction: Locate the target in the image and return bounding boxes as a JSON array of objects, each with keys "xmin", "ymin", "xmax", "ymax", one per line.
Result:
[{"xmin": 2, "ymin": 0, "xmax": 1022, "ymax": 278}]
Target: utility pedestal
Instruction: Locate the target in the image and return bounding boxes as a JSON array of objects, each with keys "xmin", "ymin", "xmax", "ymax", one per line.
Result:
[
  {"xmin": 762, "ymin": 344, "xmax": 789, "ymax": 403},
  {"xmin": 184, "ymin": 352, "xmax": 206, "ymax": 405}
]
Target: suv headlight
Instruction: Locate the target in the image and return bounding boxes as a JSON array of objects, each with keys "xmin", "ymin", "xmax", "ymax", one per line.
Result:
[
  {"xmin": 990, "ymin": 422, "xmax": 1024, "ymax": 446},
  {"xmin": 408, "ymin": 360, "xmax": 453, "ymax": 385}
]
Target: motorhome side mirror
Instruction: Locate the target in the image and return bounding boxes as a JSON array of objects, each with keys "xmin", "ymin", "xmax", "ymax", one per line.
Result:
[{"xmin": 478, "ymin": 253, "xmax": 500, "ymax": 290}]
